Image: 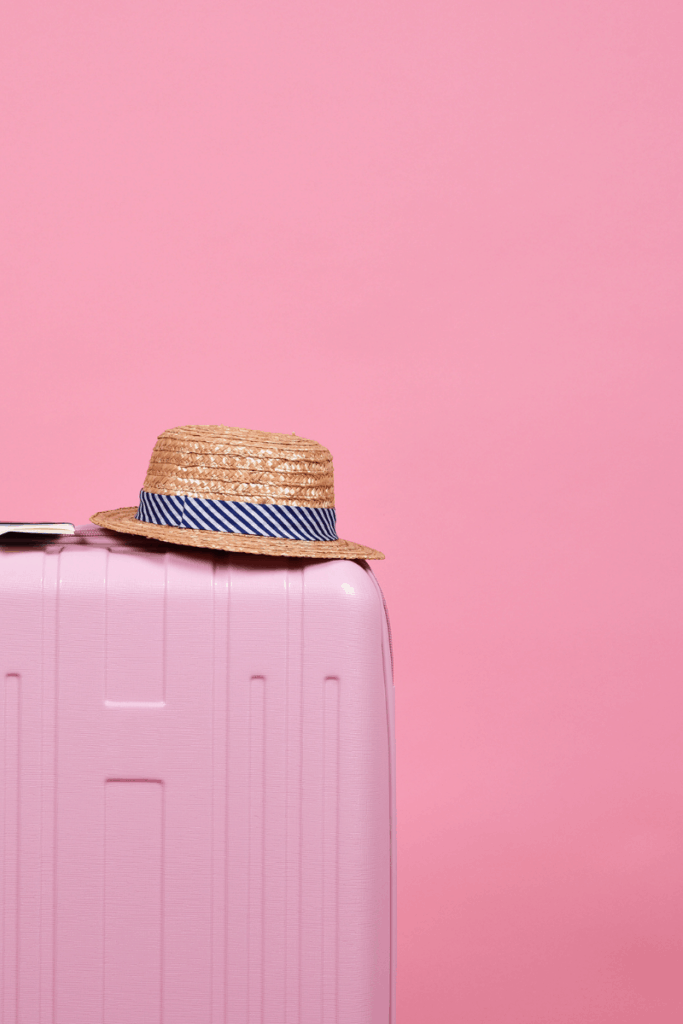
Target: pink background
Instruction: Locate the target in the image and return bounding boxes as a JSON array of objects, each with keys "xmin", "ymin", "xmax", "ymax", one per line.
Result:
[{"xmin": 2, "ymin": 2, "xmax": 682, "ymax": 1021}]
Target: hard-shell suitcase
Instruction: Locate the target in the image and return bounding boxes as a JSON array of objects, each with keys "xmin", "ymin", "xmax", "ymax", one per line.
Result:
[{"xmin": 0, "ymin": 526, "xmax": 395, "ymax": 1024}]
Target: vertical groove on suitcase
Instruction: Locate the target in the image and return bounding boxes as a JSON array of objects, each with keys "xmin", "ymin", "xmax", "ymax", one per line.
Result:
[
  {"xmin": 2, "ymin": 674, "xmax": 20, "ymax": 1024},
  {"xmin": 226, "ymin": 561, "xmax": 293, "ymax": 1024},
  {"xmin": 284, "ymin": 565, "xmax": 304, "ymax": 1024},
  {"xmin": 247, "ymin": 676, "xmax": 265, "ymax": 1024},
  {"xmin": 41, "ymin": 551, "xmax": 59, "ymax": 1024},
  {"xmin": 212, "ymin": 558, "xmax": 228, "ymax": 1024},
  {"xmin": 103, "ymin": 780, "xmax": 164, "ymax": 1024},
  {"xmin": 322, "ymin": 677, "xmax": 340, "ymax": 1024}
]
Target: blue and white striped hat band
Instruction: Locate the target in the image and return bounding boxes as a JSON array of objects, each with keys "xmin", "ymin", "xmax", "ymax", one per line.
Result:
[
  {"xmin": 136, "ymin": 489, "xmax": 338, "ymax": 542},
  {"xmin": 90, "ymin": 425, "xmax": 384, "ymax": 559}
]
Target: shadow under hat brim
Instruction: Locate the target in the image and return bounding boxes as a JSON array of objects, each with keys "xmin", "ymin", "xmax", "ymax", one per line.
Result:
[{"xmin": 90, "ymin": 507, "xmax": 384, "ymax": 560}]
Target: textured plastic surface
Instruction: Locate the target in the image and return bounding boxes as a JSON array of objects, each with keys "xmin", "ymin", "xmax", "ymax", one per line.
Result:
[{"xmin": 0, "ymin": 528, "xmax": 395, "ymax": 1024}]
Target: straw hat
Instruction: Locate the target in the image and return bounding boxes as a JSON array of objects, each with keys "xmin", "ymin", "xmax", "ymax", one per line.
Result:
[{"xmin": 90, "ymin": 425, "xmax": 384, "ymax": 560}]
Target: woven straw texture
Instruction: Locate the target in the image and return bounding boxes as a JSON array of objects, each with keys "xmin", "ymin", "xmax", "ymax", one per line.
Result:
[
  {"xmin": 143, "ymin": 425, "xmax": 335, "ymax": 507},
  {"xmin": 90, "ymin": 425, "xmax": 384, "ymax": 560}
]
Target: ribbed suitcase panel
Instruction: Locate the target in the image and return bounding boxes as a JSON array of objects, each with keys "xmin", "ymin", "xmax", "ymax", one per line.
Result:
[
  {"xmin": 0, "ymin": 539, "xmax": 394, "ymax": 1024},
  {"xmin": 302, "ymin": 561, "xmax": 392, "ymax": 1024},
  {"xmin": 0, "ymin": 548, "xmax": 60, "ymax": 1024},
  {"xmin": 224, "ymin": 559, "xmax": 292, "ymax": 1024}
]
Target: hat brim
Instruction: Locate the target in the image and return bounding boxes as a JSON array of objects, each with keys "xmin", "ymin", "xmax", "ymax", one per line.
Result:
[{"xmin": 90, "ymin": 507, "xmax": 384, "ymax": 560}]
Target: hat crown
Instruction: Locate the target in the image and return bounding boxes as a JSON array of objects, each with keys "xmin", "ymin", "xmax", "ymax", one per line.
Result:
[{"xmin": 142, "ymin": 425, "xmax": 335, "ymax": 509}]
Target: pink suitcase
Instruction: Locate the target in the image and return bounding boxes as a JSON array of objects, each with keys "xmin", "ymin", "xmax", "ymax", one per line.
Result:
[{"xmin": 0, "ymin": 526, "xmax": 395, "ymax": 1024}]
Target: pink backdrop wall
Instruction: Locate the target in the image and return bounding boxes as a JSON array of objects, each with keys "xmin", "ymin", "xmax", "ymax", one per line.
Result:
[{"xmin": 2, "ymin": 3, "xmax": 682, "ymax": 1020}]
